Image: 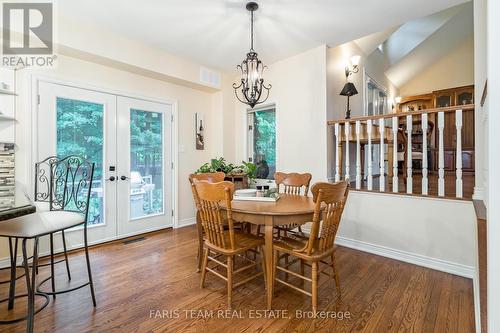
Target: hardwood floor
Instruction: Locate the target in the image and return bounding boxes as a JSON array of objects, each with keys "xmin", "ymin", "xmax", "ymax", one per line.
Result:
[{"xmin": 0, "ymin": 226, "xmax": 475, "ymax": 332}]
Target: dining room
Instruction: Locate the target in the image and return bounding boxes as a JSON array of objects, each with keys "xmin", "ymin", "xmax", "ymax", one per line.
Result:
[{"xmin": 0, "ymin": 0, "xmax": 498, "ymax": 332}]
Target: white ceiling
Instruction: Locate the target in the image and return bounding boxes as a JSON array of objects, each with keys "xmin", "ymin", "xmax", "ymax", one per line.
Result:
[
  {"xmin": 354, "ymin": 27, "xmax": 400, "ymax": 56},
  {"xmin": 58, "ymin": 0, "xmax": 469, "ymax": 72},
  {"xmin": 385, "ymin": 2, "xmax": 473, "ymax": 87}
]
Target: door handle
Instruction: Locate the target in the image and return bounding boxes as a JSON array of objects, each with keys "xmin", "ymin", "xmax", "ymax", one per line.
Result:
[
  {"xmin": 120, "ymin": 175, "xmax": 130, "ymax": 181},
  {"xmin": 107, "ymin": 176, "xmax": 116, "ymax": 182}
]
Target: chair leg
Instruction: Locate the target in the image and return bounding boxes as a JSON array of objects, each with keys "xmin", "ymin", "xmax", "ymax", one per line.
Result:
[
  {"xmin": 331, "ymin": 253, "xmax": 341, "ymax": 298},
  {"xmin": 200, "ymin": 248, "xmax": 209, "ymax": 288},
  {"xmin": 273, "ymin": 249, "xmax": 278, "ymax": 298},
  {"xmin": 61, "ymin": 230, "xmax": 71, "ymax": 280},
  {"xmin": 227, "ymin": 256, "xmax": 233, "ymax": 310},
  {"xmin": 7, "ymin": 237, "xmax": 17, "ymax": 310},
  {"xmin": 284, "ymin": 254, "xmax": 289, "ymax": 282},
  {"xmin": 49, "ymin": 234, "xmax": 56, "ymax": 299},
  {"xmin": 259, "ymin": 246, "xmax": 267, "ymax": 289},
  {"xmin": 312, "ymin": 261, "xmax": 318, "ymax": 313},
  {"xmin": 300, "ymin": 259, "xmax": 305, "ymax": 286},
  {"xmin": 196, "ymin": 219, "xmax": 203, "ymax": 273},
  {"xmin": 22, "ymin": 237, "xmax": 38, "ymax": 333},
  {"xmin": 83, "ymin": 226, "xmax": 97, "ymax": 307}
]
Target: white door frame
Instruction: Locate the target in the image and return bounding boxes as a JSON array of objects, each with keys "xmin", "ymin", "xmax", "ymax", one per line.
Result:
[{"xmin": 30, "ymin": 75, "xmax": 180, "ymax": 242}]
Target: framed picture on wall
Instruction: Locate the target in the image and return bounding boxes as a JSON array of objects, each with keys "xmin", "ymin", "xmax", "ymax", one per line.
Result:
[{"xmin": 195, "ymin": 112, "xmax": 204, "ymax": 150}]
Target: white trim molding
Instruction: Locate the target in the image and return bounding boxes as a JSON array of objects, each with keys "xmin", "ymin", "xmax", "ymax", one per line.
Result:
[
  {"xmin": 175, "ymin": 217, "xmax": 196, "ymax": 229},
  {"xmin": 335, "ymin": 236, "xmax": 476, "ymax": 279}
]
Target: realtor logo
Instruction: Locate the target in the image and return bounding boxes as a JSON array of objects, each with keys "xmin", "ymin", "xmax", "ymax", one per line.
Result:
[
  {"xmin": 1, "ymin": 2, "xmax": 56, "ymax": 67},
  {"xmin": 3, "ymin": 2, "xmax": 53, "ymax": 54}
]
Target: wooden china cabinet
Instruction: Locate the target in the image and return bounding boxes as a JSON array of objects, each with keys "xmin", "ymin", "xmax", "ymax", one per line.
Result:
[
  {"xmin": 396, "ymin": 84, "xmax": 475, "ymax": 173},
  {"xmin": 432, "ymin": 85, "xmax": 474, "ymax": 172}
]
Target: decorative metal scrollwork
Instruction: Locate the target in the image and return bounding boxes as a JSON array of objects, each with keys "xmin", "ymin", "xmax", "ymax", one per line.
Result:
[{"xmin": 34, "ymin": 155, "xmax": 95, "ymax": 220}]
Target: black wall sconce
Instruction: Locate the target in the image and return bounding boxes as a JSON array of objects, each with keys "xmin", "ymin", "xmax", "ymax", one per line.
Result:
[{"xmin": 340, "ymin": 55, "xmax": 360, "ymax": 119}]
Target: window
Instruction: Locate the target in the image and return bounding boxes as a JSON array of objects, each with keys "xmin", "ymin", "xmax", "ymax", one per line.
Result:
[
  {"xmin": 364, "ymin": 73, "xmax": 389, "ymax": 116},
  {"xmin": 130, "ymin": 109, "xmax": 164, "ymax": 219},
  {"xmin": 247, "ymin": 106, "xmax": 276, "ymax": 180},
  {"xmin": 56, "ymin": 97, "xmax": 104, "ymax": 226}
]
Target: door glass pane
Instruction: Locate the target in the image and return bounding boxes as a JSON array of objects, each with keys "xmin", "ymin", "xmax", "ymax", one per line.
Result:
[
  {"xmin": 130, "ymin": 109, "xmax": 164, "ymax": 219},
  {"xmin": 56, "ymin": 97, "xmax": 104, "ymax": 226},
  {"xmin": 253, "ymin": 110, "xmax": 276, "ymax": 180}
]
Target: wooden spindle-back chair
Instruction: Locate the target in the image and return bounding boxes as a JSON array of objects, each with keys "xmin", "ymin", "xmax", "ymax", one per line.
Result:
[
  {"xmin": 189, "ymin": 172, "xmax": 226, "ymax": 271},
  {"xmin": 274, "ymin": 172, "xmax": 312, "ymax": 236},
  {"xmin": 194, "ymin": 180, "xmax": 266, "ymax": 309},
  {"xmin": 272, "ymin": 181, "xmax": 349, "ymax": 312},
  {"xmin": 274, "ymin": 172, "xmax": 312, "ymax": 196}
]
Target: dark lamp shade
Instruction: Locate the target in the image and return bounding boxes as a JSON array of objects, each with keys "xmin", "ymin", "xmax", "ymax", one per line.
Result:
[{"xmin": 339, "ymin": 82, "xmax": 358, "ymax": 96}]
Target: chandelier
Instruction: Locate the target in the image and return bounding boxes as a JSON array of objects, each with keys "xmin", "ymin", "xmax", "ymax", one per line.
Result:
[{"xmin": 233, "ymin": 2, "xmax": 271, "ymax": 108}]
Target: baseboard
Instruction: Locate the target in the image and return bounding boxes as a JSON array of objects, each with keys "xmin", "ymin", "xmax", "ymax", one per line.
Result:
[
  {"xmin": 335, "ymin": 236, "xmax": 476, "ymax": 279},
  {"xmin": 175, "ymin": 217, "xmax": 196, "ymax": 228}
]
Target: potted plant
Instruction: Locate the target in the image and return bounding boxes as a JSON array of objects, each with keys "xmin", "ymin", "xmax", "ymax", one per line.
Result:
[{"xmin": 195, "ymin": 157, "xmax": 257, "ymax": 185}]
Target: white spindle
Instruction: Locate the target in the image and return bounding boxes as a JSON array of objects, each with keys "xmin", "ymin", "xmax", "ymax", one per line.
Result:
[
  {"xmin": 367, "ymin": 119, "xmax": 373, "ymax": 190},
  {"xmin": 422, "ymin": 113, "xmax": 429, "ymax": 195},
  {"xmin": 379, "ymin": 118, "xmax": 385, "ymax": 191},
  {"xmin": 406, "ymin": 114, "xmax": 413, "ymax": 194},
  {"xmin": 438, "ymin": 112, "xmax": 445, "ymax": 196},
  {"xmin": 392, "ymin": 117, "xmax": 398, "ymax": 193},
  {"xmin": 335, "ymin": 123, "xmax": 340, "ymax": 182},
  {"xmin": 345, "ymin": 122, "xmax": 350, "ymax": 180},
  {"xmin": 355, "ymin": 121, "xmax": 361, "ymax": 189},
  {"xmin": 456, "ymin": 110, "xmax": 463, "ymax": 198}
]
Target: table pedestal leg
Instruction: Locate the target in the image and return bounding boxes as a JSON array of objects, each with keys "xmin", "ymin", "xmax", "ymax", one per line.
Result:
[{"xmin": 264, "ymin": 217, "xmax": 274, "ymax": 309}]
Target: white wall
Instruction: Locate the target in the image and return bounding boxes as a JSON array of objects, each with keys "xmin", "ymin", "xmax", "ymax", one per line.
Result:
[
  {"xmin": 56, "ymin": 16, "xmax": 219, "ymax": 91},
  {"xmin": 364, "ymin": 49, "xmax": 400, "ymax": 103},
  {"xmin": 487, "ymin": 0, "xmax": 500, "ymax": 331},
  {"xmin": 327, "ymin": 41, "xmax": 366, "ymax": 121},
  {"xmin": 399, "ymin": 37, "xmax": 475, "ymax": 96},
  {"xmin": 234, "ymin": 45, "xmax": 329, "ymax": 184},
  {"xmin": 338, "ymin": 192, "xmax": 477, "ymax": 277},
  {"xmin": 474, "ymin": 0, "xmax": 488, "ymax": 205}
]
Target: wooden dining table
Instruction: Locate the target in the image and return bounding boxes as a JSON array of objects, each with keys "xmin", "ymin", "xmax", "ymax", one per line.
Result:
[{"xmin": 222, "ymin": 194, "xmax": 317, "ymax": 309}]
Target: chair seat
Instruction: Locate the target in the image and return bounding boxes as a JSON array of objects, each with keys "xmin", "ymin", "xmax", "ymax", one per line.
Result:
[
  {"xmin": 412, "ymin": 152, "xmax": 424, "ymax": 159},
  {"xmin": 274, "ymin": 235, "xmax": 333, "ymax": 260},
  {"xmin": 0, "ymin": 211, "xmax": 85, "ymax": 238},
  {"xmin": 204, "ymin": 231, "xmax": 264, "ymax": 254}
]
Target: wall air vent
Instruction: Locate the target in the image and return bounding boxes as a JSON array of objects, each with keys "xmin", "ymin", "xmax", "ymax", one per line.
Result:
[{"xmin": 200, "ymin": 67, "xmax": 221, "ymax": 88}]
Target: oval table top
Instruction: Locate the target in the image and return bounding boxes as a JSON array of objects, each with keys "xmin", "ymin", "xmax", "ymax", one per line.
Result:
[{"xmin": 225, "ymin": 194, "xmax": 317, "ymax": 216}]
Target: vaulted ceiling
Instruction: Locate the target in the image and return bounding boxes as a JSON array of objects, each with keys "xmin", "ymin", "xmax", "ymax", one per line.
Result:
[
  {"xmin": 355, "ymin": 2, "xmax": 473, "ymax": 88},
  {"xmin": 58, "ymin": 0, "xmax": 469, "ymax": 72}
]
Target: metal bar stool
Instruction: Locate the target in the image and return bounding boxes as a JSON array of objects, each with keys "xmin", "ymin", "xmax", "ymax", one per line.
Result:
[
  {"xmin": 0, "ymin": 237, "xmax": 50, "ymax": 325},
  {"xmin": 0, "ymin": 155, "xmax": 97, "ymax": 332}
]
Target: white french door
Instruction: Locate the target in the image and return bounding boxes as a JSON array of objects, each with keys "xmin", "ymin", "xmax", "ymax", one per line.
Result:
[
  {"xmin": 36, "ymin": 81, "xmax": 173, "ymax": 247},
  {"xmin": 116, "ymin": 97, "xmax": 172, "ymax": 236}
]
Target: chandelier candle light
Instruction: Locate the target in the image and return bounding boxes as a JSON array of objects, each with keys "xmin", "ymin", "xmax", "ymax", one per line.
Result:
[{"xmin": 233, "ymin": 2, "xmax": 271, "ymax": 108}]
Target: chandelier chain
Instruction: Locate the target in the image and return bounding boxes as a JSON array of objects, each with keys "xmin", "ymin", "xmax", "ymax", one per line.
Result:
[{"xmin": 250, "ymin": 9, "xmax": 254, "ymax": 51}]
